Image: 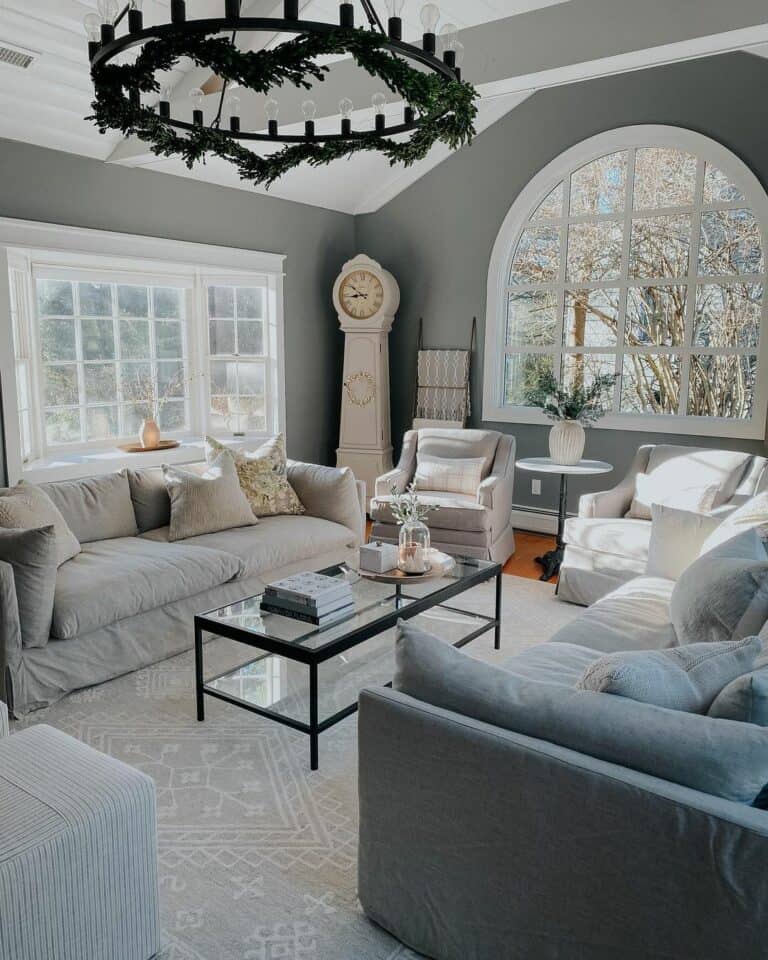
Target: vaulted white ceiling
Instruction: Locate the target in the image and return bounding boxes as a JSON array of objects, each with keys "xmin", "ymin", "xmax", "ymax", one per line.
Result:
[{"xmin": 2, "ymin": 0, "xmax": 768, "ymax": 214}]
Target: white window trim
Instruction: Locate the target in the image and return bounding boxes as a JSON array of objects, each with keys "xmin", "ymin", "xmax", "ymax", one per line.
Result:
[
  {"xmin": 0, "ymin": 218, "xmax": 286, "ymax": 484},
  {"xmin": 482, "ymin": 125, "xmax": 768, "ymax": 439}
]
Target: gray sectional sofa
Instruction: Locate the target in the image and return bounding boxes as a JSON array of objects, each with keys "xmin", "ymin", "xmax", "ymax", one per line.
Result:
[{"xmin": 2, "ymin": 461, "xmax": 365, "ymax": 716}]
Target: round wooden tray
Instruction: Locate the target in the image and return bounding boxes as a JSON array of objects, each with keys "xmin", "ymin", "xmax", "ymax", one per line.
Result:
[
  {"xmin": 356, "ymin": 552, "xmax": 455, "ymax": 585},
  {"xmin": 117, "ymin": 439, "xmax": 181, "ymax": 453}
]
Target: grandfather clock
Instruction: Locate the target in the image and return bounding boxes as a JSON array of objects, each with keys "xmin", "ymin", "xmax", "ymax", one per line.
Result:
[{"xmin": 333, "ymin": 254, "xmax": 400, "ymax": 506}]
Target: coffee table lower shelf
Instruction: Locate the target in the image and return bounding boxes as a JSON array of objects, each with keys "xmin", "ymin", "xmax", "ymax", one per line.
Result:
[{"xmin": 194, "ymin": 563, "xmax": 502, "ymax": 770}]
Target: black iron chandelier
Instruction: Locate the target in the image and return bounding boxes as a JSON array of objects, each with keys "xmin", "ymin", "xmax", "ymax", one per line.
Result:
[{"xmin": 84, "ymin": 0, "xmax": 478, "ymax": 187}]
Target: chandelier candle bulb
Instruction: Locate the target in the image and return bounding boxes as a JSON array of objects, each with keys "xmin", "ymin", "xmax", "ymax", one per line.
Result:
[
  {"xmin": 190, "ymin": 88, "xmax": 204, "ymax": 125},
  {"xmin": 284, "ymin": 0, "xmax": 299, "ymax": 18},
  {"xmin": 170, "ymin": 0, "xmax": 186, "ymax": 22},
  {"xmin": 420, "ymin": 2, "xmax": 440, "ymax": 54},
  {"xmin": 404, "ymin": 105, "xmax": 415, "ymax": 124},
  {"xmin": 339, "ymin": 97, "xmax": 354, "ymax": 136},
  {"xmin": 100, "ymin": 22, "xmax": 115, "ymax": 43},
  {"xmin": 84, "ymin": 12, "xmax": 101, "ymax": 59},
  {"xmin": 386, "ymin": 0, "xmax": 404, "ymax": 39},
  {"xmin": 128, "ymin": 0, "xmax": 143, "ymax": 33},
  {"xmin": 265, "ymin": 98, "xmax": 279, "ymax": 136},
  {"xmin": 340, "ymin": 3, "xmax": 354, "ymax": 27},
  {"xmin": 225, "ymin": 0, "xmax": 241, "ymax": 18}
]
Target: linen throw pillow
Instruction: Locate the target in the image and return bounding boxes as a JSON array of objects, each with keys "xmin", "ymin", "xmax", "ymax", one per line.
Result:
[
  {"xmin": 577, "ymin": 636, "xmax": 763, "ymax": 713},
  {"xmin": 414, "ymin": 453, "xmax": 486, "ymax": 496},
  {"xmin": 645, "ymin": 504, "xmax": 723, "ymax": 580},
  {"xmin": 627, "ymin": 472, "xmax": 719, "ymax": 520},
  {"xmin": 700, "ymin": 491, "xmax": 768, "ymax": 553},
  {"xmin": 0, "ymin": 481, "xmax": 80, "ymax": 566},
  {"xmin": 163, "ymin": 452, "xmax": 257, "ymax": 541},
  {"xmin": 670, "ymin": 530, "xmax": 768, "ymax": 646},
  {"xmin": 394, "ymin": 621, "xmax": 768, "ymax": 805},
  {"xmin": 708, "ymin": 666, "xmax": 768, "ymax": 726},
  {"xmin": 205, "ymin": 435, "xmax": 304, "ymax": 518},
  {"xmin": 0, "ymin": 525, "xmax": 58, "ymax": 648}
]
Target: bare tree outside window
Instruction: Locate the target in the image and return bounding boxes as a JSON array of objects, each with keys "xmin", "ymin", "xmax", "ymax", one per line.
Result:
[{"xmin": 502, "ymin": 144, "xmax": 764, "ymax": 423}]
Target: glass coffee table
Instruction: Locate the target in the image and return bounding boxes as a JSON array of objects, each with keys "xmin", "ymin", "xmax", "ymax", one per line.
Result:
[{"xmin": 194, "ymin": 558, "xmax": 502, "ymax": 769}]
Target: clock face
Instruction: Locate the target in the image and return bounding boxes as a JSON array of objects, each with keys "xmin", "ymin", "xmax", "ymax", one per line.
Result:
[{"xmin": 340, "ymin": 270, "xmax": 384, "ymax": 320}]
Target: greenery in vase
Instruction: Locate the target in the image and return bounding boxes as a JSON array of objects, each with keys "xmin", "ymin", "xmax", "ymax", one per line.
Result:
[
  {"xmin": 524, "ymin": 370, "xmax": 617, "ymax": 425},
  {"xmin": 389, "ymin": 483, "xmax": 435, "ymax": 525}
]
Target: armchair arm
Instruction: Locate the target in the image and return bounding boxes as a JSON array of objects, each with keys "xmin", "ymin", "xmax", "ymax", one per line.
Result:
[
  {"xmin": 578, "ymin": 444, "xmax": 652, "ymax": 518},
  {"xmin": 375, "ymin": 430, "xmax": 418, "ymax": 499},
  {"xmin": 0, "ymin": 560, "xmax": 21, "ymax": 711},
  {"xmin": 477, "ymin": 434, "xmax": 515, "ymax": 535},
  {"xmin": 286, "ymin": 462, "xmax": 364, "ymax": 546},
  {"xmin": 358, "ymin": 687, "xmax": 768, "ymax": 960}
]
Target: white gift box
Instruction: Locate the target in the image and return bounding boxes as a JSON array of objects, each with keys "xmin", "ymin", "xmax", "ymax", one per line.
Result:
[{"xmin": 359, "ymin": 541, "xmax": 399, "ymax": 573}]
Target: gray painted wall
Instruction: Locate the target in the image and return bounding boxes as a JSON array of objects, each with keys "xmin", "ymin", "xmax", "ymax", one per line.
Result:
[
  {"xmin": 0, "ymin": 138, "xmax": 355, "ymax": 480},
  {"xmin": 355, "ymin": 52, "xmax": 768, "ymax": 516}
]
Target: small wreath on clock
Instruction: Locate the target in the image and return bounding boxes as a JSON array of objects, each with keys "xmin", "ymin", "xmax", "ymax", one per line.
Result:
[{"xmin": 344, "ymin": 371, "xmax": 377, "ymax": 407}]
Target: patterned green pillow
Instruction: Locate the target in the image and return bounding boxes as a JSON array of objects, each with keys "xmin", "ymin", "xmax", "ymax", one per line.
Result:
[{"xmin": 204, "ymin": 435, "xmax": 304, "ymax": 518}]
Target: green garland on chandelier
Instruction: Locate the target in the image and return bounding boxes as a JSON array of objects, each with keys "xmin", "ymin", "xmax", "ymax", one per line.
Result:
[{"xmin": 89, "ymin": 29, "xmax": 478, "ymax": 187}]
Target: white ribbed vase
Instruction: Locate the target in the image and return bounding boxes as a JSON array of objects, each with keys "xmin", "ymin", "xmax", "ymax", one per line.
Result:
[{"xmin": 548, "ymin": 420, "xmax": 585, "ymax": 466}]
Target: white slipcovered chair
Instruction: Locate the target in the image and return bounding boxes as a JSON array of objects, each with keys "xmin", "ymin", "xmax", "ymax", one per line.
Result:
[
  {"xmin": 370, "ymin": 428, "xmax": 516, "ymax": 563},
  {"xmin": 0, "ymin": 700, "xmax": 160, "ymax": 960},
  {"xmin": 559, "ymin": 444, "xmax": 768, "ymax": 606}
]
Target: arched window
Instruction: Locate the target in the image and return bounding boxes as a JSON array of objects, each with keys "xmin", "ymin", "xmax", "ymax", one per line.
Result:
[{"xmin": 482, "ymin": 126, "xmax": 768, "ymax": 438}]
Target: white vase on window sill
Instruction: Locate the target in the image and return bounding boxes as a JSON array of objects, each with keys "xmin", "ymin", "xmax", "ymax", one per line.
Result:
[
  {"xmin": 139, "ymin": 418, "xmax": 161, "ymax": 450},
  {"xmin": 548, "ymin": 420, "xmax": 585, "ymax": 466}
]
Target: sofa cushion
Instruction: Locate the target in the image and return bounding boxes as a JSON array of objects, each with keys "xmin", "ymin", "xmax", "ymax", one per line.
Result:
[
  {"xmin": 578, "ymin": 636, "xmax": 763, "ymax": 713},
  {"xmin": 394, "ymin": 621, "xmax": 768, "ymax": 805},
  {"xmin": 645, "ymin": 504, "xmax": 723, "ymax": 580},
  {"xmin": 51, "ymin": 537, "xmax": 245, "ymax": 639},
  {"xmin": 127, "ymin": 463, "xmax": 208, "ymax": 533},
  {"xmin": 671, "ymin": 531, "xmax": 768, "ymax": 646},
  {"xmin": 0, "ymin": 481, "xmax": 80, "ymax": 566},
  {"xmin": 414, "ymin": 454, "xmax": 487, "ymax": 497},
  {"xmin": 550, "ymin": 576, "xmax": 677, "ymax": 652},
  {"xmin": 502, "ymin": 642, "xmax": 602, "ymax": 686},
  {"xmin": 0, "ymin": 526, "xmax": 57, "ymax": 649},
  {"xmin": 206, "ymin": 434, "xmax": 304, "ymax": 518},
  {"xmin": 416, "ymin": 429, "xmax": 498, "ymax": 480},
  {"xmin": 627, "ymin": 447, "xmax": 753, "ymax": 519},
  {"xmin": 42, "ymin": 472, "xmax": 138, "ymax": 543},
  {"xmin": 372, "ymin": 492, "xmax": 490, "ymax": 533},
  {"xmin": 628, "ymin": 473, "xmax": 718, "ymax": 521},
  {"xmin": 563, "ymin": 517, "xmax": 652, "ymax": 564},
  {"xmin": 141, "ymin": 515, "xmax": 356, "ymax": 577},
  {"xmin": 286, "ymin": 462, "xmax": 362, "ymax": 542},
  {"xmin": 700, "ymin": 491, "xmax": 768, "ymax": 553},
  {"xmin": 708, "ymin": 666, "xmax": 768, "ymax": 725},
  {"xmin": 163, "ymin": 452, "xmax": 257, "ymax": 542}
]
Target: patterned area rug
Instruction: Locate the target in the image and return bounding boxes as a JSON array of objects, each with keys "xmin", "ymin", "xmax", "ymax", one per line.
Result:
[{"xmin": 12, "ymin": 575, "xmax": 579, "ymax": 960}]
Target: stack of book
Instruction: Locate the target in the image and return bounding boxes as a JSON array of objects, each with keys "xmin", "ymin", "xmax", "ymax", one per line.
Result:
[{"xmin": 260, "ymin": 572, "xmax": 355, "ymax": 627}]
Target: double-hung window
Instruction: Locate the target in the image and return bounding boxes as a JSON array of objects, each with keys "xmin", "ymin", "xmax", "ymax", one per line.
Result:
[
  {"xmin": 2, "ymin": 228, "xmax": 284, "ymax": 478},
  {"xmin": 483, "ymin": 126, "xmax": 768, "ymax": 438}
]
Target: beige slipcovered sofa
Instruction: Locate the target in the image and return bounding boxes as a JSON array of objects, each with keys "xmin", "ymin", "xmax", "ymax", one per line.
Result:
[
  {"xmin": 558, "ymin": 444, "xmax": 768, "ymax": 606},
  {"xmin": 1, "ymin": 461, "xmax": 365, "ymax": 716},
  {"xmin": 370, "ymin": 428, "xmax": 516, "ymax": 563}
]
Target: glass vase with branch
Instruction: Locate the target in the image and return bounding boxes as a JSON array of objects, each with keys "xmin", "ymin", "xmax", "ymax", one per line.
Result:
[
  {"xmin": 389, "ymin": 483, "xmax": 436, "ymax": 574},
  {"xmin": 125, "ymin": 365, "xmax": 201, "ymax": 448}
]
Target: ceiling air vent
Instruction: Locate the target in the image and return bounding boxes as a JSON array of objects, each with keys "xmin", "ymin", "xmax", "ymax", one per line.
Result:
[{"xmin": 0, "ymin": 43, "xmax": 37, "ymax": 70}]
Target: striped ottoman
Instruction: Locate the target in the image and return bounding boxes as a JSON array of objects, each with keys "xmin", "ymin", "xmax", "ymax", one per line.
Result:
[{"xmin": 0, "ymin": 704, "xmax": 160, "ymax": 960}]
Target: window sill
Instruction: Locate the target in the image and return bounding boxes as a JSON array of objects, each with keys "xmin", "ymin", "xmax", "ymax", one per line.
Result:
[{"xmin": 20, "ymin": 433, "xmax": 272, "ymax": 484}]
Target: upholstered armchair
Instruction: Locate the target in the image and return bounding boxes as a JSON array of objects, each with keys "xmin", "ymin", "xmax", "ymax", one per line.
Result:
[
  {"xmin": 559, "ymin": 444, "xmax": 768, "ymax": 607},
  {"xmin": 370, "ymin": 428, "xmax": 516, "ymax": 563}
]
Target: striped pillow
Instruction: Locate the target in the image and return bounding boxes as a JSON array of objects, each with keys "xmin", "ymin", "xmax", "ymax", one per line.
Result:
[{"xmin": 414, "ymin": 454, "xmax": 486, "ymax": 496}]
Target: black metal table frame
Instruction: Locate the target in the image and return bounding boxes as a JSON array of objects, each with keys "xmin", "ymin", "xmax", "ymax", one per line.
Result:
[{"xmin": 194, "ymin": 561, "xmax": 503, "ymax": 770}]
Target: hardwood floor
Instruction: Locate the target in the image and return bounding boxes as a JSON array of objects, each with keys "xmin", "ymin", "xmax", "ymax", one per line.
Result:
[
  {"xmin": 365, "ymin": 522, "xmax": 557, "ymax": 583},
  {"xmin": 503, "ymin": 530, "xmax": 558, "ymax": 582}
]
